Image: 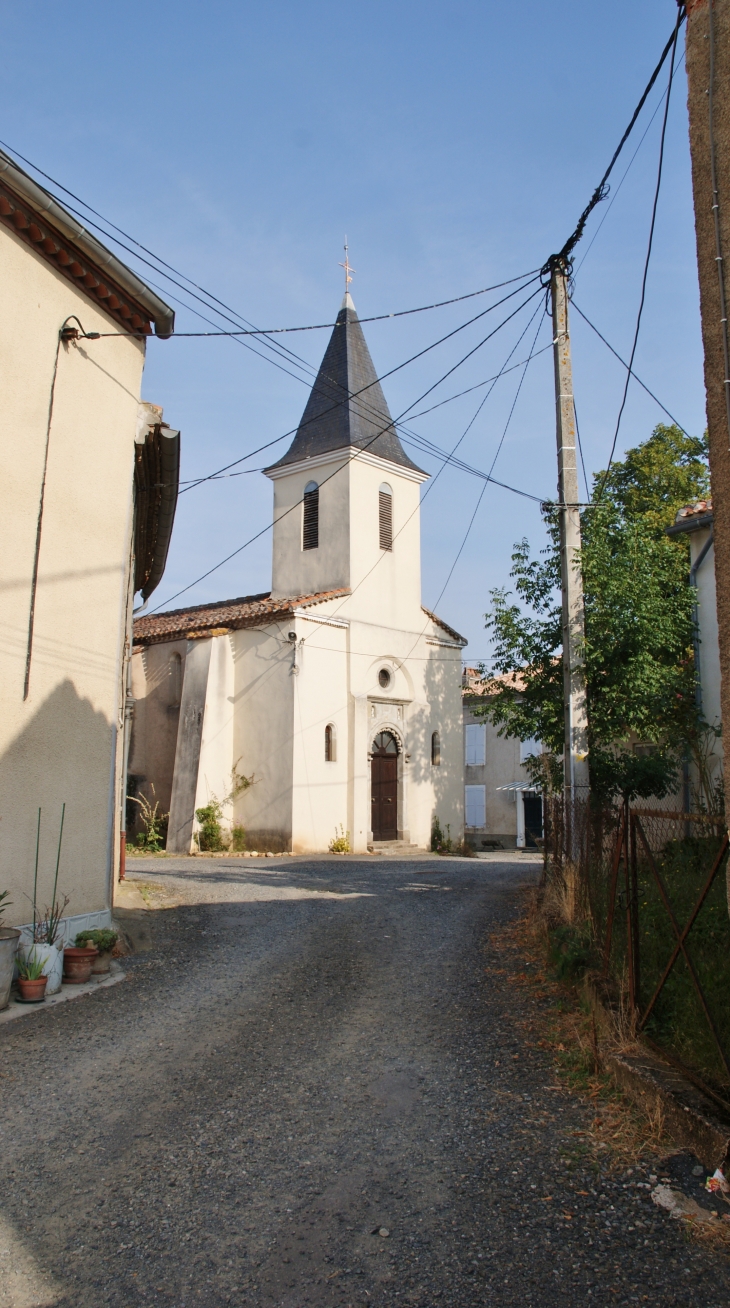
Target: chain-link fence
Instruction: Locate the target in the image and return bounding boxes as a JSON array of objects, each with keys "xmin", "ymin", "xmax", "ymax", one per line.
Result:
[{"xmin": 544, "ymin": 794, "xmax": 730, "ymax": 1098}]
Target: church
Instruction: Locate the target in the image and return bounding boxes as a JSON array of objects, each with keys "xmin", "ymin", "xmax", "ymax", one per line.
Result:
[{"xmin": 130, "ymin": 293, "xmax": 466, "ymax": 854}]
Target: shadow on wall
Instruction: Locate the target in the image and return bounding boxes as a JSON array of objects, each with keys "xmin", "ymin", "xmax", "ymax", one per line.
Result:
[
  {"xmin": 418, "ymin": 649, "xmax": 462, "ymax": 839},
  {"xmin": 0, "ymin": 679, "xmax": 115, "ymax": 925}
]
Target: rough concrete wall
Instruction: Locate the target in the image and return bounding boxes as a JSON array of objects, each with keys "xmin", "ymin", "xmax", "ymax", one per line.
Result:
[
  {"xmin": 167, "ymin": 639, "xmax": 212, "ymax": 854},
  {"xmin": 128, "ymin": 641, "xmax": 186, "ymax": 826},
  {"xmin": 685, "ymin": 1, "xmax": 730, "ymax": 891}
]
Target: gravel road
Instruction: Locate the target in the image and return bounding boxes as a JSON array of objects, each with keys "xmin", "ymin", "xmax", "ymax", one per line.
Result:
[{"xmin": 1, "ymin": 854, "xmax": 728, "ymax": 1308}]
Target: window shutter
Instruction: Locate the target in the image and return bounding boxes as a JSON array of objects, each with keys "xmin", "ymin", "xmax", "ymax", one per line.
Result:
[
  {"xmin": 379, "ymin": 489, "xmax": 393, "ymax": 551},
  {"xmin": 465, "ymin": 724, "xmax": 486, "ymax": 766},
  {"xmin": 303, "ymin": 484, "xmax": 319, "ymax": 551},
  {"xmin": 465, "ymin": 785, "xmax": 486, "ymax": 828}
]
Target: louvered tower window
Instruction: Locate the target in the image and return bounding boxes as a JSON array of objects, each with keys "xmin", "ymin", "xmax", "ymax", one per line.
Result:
[
  {"xmin": 302, "ymin": 481, "xmax": 319, "ymax": 550},
  {"xmin": 379, "ymin": 483, "xmax": 393, "ymax": 551}
]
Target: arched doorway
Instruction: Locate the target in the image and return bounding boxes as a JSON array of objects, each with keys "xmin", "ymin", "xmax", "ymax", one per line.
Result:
[{"xmin": 371, "ymin": 730, "xmax": 398, "ymax": 840}]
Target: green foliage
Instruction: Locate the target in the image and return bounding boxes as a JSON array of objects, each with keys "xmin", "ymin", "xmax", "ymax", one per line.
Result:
[
  {"xmin": 0, "ymin": 890, "xmax": 10, "ymax": 924},
  {"xmin": 17, "ymin": 949, "xmax": 45, "ymax": 981},
  {"xmin": 75, "ymin": 928, "xmax": 117, "ymax": 952},
  {"xmin": 430, "ymin": 817, "xmax": 474, "ymax": 856},
  {"xmin": 329, "ymin": 825, "xmax": 350, "ymax": 854},
  {"xmin": 194, "ymin": 762, "xmax": 254, "ymax": 852},
  {"xmin": 431, "ymin": 816, "xmax": 451, "ymax": 852},
  {"xmin": 230, "ymin": 825, "xmax": 247, "ymax": 852},
  {"xmin": 195, "ymin": 801, "xmax": 226, "ymax": 852},
  {"xmin": 595, "ymin": 424, "xmax": 709, "ymax": 533},
  {"xmin": 481, "ymin": 425, "xmax": 705, "ymax": 800},
  {"xmin": 605, "ymin": 835, "xmax": 730, "ymax": 1087},
  {"xmin": 130, "ymin": 787, "xmax": 168, "ymax": 852},
  {"xmin": 548, "ymin": 922, "xmax": 594, "ymax": 981},
  {"xmin": 33, "ymin": 895, "xmax": 70, "ymax": 946}
]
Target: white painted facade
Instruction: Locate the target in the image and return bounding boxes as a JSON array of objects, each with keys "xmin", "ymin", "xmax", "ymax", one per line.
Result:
[
  {"xmin": 0, "ymin": 184, "xmax": 172, "ymax": 929},
  {"xmin": 168, "ymin": 448, "xmax": 465, "ymax": 854},
  {"xmin": 132, "ymin": 295, "xmax": 466, "ymax": 854}
]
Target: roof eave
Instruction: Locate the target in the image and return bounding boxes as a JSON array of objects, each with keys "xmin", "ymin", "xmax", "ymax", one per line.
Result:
[{"xmin": 0, "ymin": 149, "xmax": 175, "ymax": 338}]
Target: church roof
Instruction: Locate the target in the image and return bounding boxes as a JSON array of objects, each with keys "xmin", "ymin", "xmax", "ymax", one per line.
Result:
[
  {"xmin": 133, "ymin": 588, "xmax": 349, "ymax": 646},
  {"xmin": 266, "ymin": 294, "xmax": 425, "ymax": 474}
]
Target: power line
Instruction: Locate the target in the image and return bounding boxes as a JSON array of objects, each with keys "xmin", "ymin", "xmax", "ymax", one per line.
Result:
[
  {"xmin": 542, "ymin": 6, "xmax": 687, "ymax": 277},
  {"xmin": 177, "ymin": 279, "xmax": 542, "ymax": 496},
  {"xmin": 426, "ymin": 312, "xmax": 546, "ymax": 616},
  {"xmin": 573, "ymin": 46, "xmax": 687, "ymax": 279},
  {"xmin": 149, "ymin": 289, "xmax": 546, "ymax": 612},
  {"xmin": 594, "ymin": 10, "xmax": 682, "ymax": 495},
  {"xmin": 0, "ymin": 136, "xmax": 538, "ymax": 335},
  {"xmin": 570, "ymin": 301, "xmax": 689, "ymax": 434}
]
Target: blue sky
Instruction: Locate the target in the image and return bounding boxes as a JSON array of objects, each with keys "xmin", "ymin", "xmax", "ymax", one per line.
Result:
[{"xmin": 1, "ymin": 2, "xmax": 703, "ymax": 660}]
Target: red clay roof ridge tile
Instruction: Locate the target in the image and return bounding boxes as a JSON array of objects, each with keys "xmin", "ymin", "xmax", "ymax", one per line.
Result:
[{"xmin": 133, "ymin": 588, "xmax": 350, "ymax": 646}]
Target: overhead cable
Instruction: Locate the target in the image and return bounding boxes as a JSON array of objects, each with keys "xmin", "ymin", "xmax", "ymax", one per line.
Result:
[
  {"xmin": 542, "ymin": 4, "xmax": 686, "ymax": 276},
  {"xmin": 570, "ymin": 301, "xmax": 689, "ymax": 434},
  {"xmin": 594, "ymin": 10, "xmax": 682, "ymax": 495},
  {"xmin": 149, "ymin": 290, "xmax": 546, "ymax": 612}
]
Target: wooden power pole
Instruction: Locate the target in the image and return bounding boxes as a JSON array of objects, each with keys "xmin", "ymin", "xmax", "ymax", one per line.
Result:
[
  {"xmin": 550, "ymin": 261, "xmax": 590, "ymax": 828},
  {"xmin": 685, "ymin": 0, "xmax": 730, "ymax": 857}
]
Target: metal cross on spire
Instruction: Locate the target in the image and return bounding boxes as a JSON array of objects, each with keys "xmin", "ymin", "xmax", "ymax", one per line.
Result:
[{"xmin": 339, "ymin": 238, "xmax": 355, "ymax": 297}]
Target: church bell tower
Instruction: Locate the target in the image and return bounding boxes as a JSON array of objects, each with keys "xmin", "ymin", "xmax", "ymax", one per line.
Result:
[{"xmin": 264, "ymin": 293, "xmax": 428, "ymax": 620}]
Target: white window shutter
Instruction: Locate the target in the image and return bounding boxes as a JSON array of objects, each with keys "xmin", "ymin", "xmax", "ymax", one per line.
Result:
[
  {"xmin": 465, "ymin": 785, "xmax": 486, "ymax": 828},
  {"xmin": 465, "ymin": 724, "xmax": 486, "ymax": 766}
]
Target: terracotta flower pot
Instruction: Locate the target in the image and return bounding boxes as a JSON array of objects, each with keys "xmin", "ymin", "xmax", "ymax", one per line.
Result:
[
  {"xmin": 0, "ymin": 928, "xmax": 20, "ymax": 1011},
  {"xmin": 63, "ymin": 946, "xmax": 98, "ymax": 984},
  {"xmin": 90, "ymin": 949, "xmax": 113, "ymax": 976},
  {"xmin": 17, "ymin": 975, "xmax": 47, "ymax": 1003}
]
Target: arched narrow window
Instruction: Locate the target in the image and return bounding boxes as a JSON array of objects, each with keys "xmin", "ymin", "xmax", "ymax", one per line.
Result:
[
  {"xmin": 303, "ymin": 481, "xmax": 319, "ymax": 551},
  {"xmin": 431, "ymin": 730, "xmax": 441, "ymax": 766},
  {"xmin": 169, "ymin": 652, "xmax": 182, "ymax": 707},
  {"xmin": 379, "ymin": 482, "xmax": 393, "ymax": 551},
  {"xmin": 324, "ymin": 723, "xmax": 336, "ymax": 762}
]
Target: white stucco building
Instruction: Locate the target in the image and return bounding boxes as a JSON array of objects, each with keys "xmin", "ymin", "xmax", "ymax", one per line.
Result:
[
  {"xmin": 0, "ymin": 147, "xmax": 177, "ymax": 936},
  {"xmin": 131, "ymin": 294, "xmax": 466, "ymax": 854},
  {"xmin": 667, "ymin": 499, "xmax": 724, "ymax": 807}
]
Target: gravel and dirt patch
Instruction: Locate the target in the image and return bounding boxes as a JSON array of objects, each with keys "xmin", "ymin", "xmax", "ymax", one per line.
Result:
[{"xmin": 0, "ymin": 854, "xmax": 728, "ymax": 1307}]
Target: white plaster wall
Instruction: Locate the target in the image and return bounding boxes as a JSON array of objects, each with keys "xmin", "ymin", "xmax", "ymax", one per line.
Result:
[
  {"xmin": 284, "ymin": 602, "xmax": 463, "ymax": 852},
  {"xmin": 0, "ymin": 224, "xmax": 146, "ymax": 925},
  {"xmin": 268, "ymin": 453, "xmax": 351, "ymax": 599},
  {"xmin": 268, "ymin": 450, "xmax": 427, "ymax": 618},
  {"xmin": 229, "ymin": 626, "xmax": 296, "ymax": 850},
  {"xmin": 193, "ymin": 635, "xmax": 236, "ymax": 837},
  {"xmin": 693, "ymin": 530, "xmax": 722, "ymax": 730},
  {"xmin": 462, "ymin": 700, "xmax": 527, "ymax": 845},
  {"xmin": 290, "ymin": 617, "xmax": 349, "ymax": 853},
  {"xmin": 690, "ymin": 528, "xmax": 724, "ymax": 800}
]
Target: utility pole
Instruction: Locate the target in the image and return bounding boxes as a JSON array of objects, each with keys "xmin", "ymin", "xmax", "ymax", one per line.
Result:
[
  {"xmin": 684, "ymin": 0, "xmax": 730, "ymax": 909},
  {"xmin": 550, "ymin": 260, "xmax": 590, "ymax": 835}
]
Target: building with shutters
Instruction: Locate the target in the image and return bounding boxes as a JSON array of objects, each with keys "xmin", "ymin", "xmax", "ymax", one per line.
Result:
[
  {"xmin": 462, "ymin": 668, "xmax": 543, "ymax": 849},
  {"xmin": 0, "ymin": 147, "xmax": 177, "ymax": 938},
  {"xmin": 130, "ymin": 293, "xmax": 466, "ymax": 855}
]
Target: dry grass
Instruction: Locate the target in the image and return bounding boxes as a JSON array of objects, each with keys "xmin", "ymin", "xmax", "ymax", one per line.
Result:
[{"xmin": 487, "ymin": 886, "xmax": 675, "ymax": 1171}]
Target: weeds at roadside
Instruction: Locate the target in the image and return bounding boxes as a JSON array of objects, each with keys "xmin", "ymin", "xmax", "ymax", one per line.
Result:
[{"xmin": 487, "ymin": 887, "xmax": 675, "ymax": 1172}]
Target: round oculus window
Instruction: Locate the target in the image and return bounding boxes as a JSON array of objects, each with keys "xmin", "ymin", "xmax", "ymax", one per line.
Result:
[{"xmin": 378, "ymin": 668, "xmax": 391, "ymax": 688}]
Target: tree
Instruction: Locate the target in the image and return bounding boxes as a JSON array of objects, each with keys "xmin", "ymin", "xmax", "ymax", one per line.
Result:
[{"xmin": 479, "ymin": 425, "xmax": 709, "ymax": 801}]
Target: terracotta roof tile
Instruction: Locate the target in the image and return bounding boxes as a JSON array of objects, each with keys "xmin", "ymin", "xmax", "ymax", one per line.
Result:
[
  {"xmin": 421, "ymin": 606, "xmax": 467, "ymax": 645},
  {"xmin": 462, "ymin": 666, "xmax": 527, "ymax": 696},
  {"xmin": 133, "ymin": 589, "xmax": 350, "ymax": 646}
]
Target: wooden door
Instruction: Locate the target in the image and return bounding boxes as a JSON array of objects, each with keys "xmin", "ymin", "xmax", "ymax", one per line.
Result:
[{"xmin": 371, "ymin": 732, "xmax": 398, "ymax": 840}]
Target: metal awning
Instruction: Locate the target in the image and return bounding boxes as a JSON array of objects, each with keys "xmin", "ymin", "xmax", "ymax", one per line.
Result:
[{"xmin": 496, "ymin": 782, "xmax": 542, "ymax": 794}]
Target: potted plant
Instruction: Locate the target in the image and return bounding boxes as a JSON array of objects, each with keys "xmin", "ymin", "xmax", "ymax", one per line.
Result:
[
  {"xmin": 24, "ymin": 805, "xmax": 68, "ymax": 995},
  {"xmin": 63, "ymin": 941, "xmax": 98, "ymax": 984},
  {"xmin": 25, "ymin": 896, "xmax": 70, "ymax": 996},
  {"xmin": 0, "ymin": 890, "xmax": 20, "ymax": 1012},
  {"xmin": 16, "ymin": 949, "xmax": 48, "ymax": 1003},
  {"xmin": 75, "ymin": 928, "xmax": 118, "ymax": 975}
]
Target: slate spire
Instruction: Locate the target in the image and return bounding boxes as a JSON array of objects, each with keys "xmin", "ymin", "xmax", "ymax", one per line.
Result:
[{"xmin": 268, "ymin": 295, "xmax": 424, "ymax": 473}]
